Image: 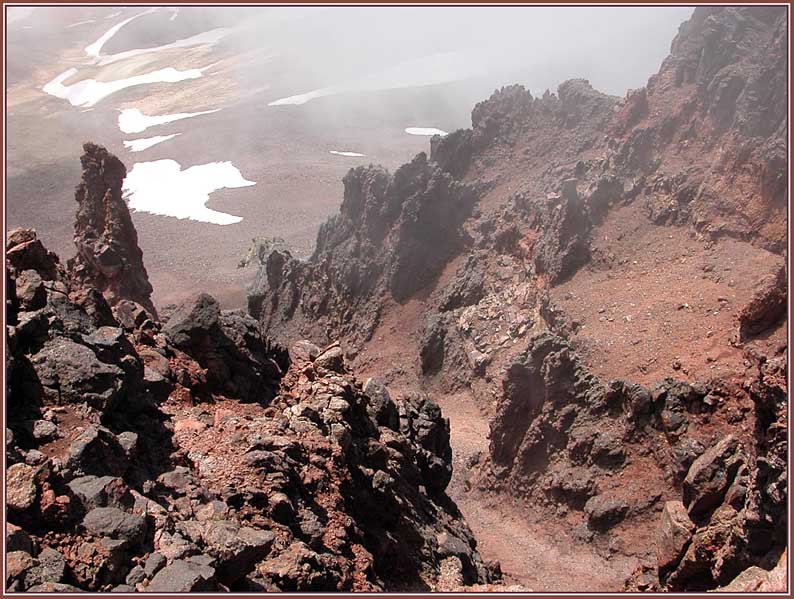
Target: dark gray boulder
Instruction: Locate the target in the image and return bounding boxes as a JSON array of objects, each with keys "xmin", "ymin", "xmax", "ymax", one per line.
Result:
[{"xmin": 83, "ymin": 507, "xmax": 146, "ymax": 544}]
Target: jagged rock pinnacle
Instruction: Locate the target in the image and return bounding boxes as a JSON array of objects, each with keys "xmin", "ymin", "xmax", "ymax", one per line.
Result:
[{"xmin": 67, "ymin": 142, "xmax": 157, "ymax": 318}]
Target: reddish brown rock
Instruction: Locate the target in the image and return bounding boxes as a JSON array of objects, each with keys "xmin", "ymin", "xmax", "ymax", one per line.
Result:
[
  {"xmin": 657, "ymin": 501, "xmax": 696, "ymax": 573},
  {"xmin": 6, "ymin": 228, "xmax": 61, "ymax": 280},
  {"xmin": 719, "ymin": 550, "xmax": 787, "ymax": 592},
  {"xmin": 67, "ymin": 143, "xmax": 156, "ymax": 318},
  {"xmin": 737, "ymin": 265, "xmax": 787, "ymax": 342}
]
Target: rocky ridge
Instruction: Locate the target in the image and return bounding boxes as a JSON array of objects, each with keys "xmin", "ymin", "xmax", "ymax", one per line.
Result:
[
  {"xmin": 249, "ymin": 6, "xmax": 787, "ymax": 591},
  {"xmin": 4, "ymin": 146, "xmax": 494, "ymax": 592}
]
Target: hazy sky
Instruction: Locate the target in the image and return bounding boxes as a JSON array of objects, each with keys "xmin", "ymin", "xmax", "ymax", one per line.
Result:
[
  {"xmin": 8, "ymin": 5, "xmax": 694, "ymax": 99},
  {"xmin": 231, "ymin": 6, "xmax": 695, "ymax": 97}
]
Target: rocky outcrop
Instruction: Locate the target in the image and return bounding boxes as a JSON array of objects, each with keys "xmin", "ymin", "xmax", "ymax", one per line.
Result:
[
  {"xmin": 5, "ymin": 149, "xmax": 492, "ymax": 592},
  {"xmin": 247, "ymin": 153, "xmax": 477, "ymax": 348},
  {"xmin": 467, "ymin": 329, "xmax": 785, "ymax": 591},
  {"xmin": 736, "ymin": 265, "xmax": 787, "ymax": 342},
  {"xmin": 67, "ymin": 143, "xmax": 156, "ymax": 318},
  {"xmin": 615, "ymin": 6, "xmax": 788, "ymax": 251},
  {"xmin": 623, "ymin": 342, "xmax": 788, "ymax": 591},
  {"xmin": 243, "ymin": 7, "xmax": 786, "ymax": 593},
  {"xmin": 161, "ymin": 293, "xmax": 285, "ymax": 403},
  {"xmin": 480, "ymin": 332, "xmax": 722, "ymax": 515}
]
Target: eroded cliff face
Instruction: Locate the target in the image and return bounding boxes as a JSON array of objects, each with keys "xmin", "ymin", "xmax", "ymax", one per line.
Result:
[
  {"xmin": 610, "ymin": 6, "xmax": 788, "ymax": 252},
  {"xmin": 249, "ymin": 6, "xmax": 787, "ymax": 591},
  {"xmin": 248, "ymin": 152, "xmax": 477, "ymax": 348},
  {"xmin": 5, "ymin": 147, "xmax": 495, "ymax": 592}
]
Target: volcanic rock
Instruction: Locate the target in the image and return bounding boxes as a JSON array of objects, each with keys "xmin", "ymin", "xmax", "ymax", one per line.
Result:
[
  {"xmin": 83, "ymin": 507, "xmax": 147, "ymax": 544},
  {"xmin": 146, "ymin": 559, "xmax": 217, "ymax": 592},
  {"xmin": 657, "ymin": 501, "xmax": 696, "ymax": 572},
  {"xmin": 683, "ymin": 435, "xmax": 743, "ymax": 516},
  {"xmin": 67, "ymin": 143, "xmax": 156, "ymax": 317}
]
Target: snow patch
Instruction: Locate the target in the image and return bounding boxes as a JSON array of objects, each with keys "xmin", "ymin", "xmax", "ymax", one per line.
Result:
[
  {"xmin": 98, "ymin": 28, "xmax": 229, "ymax": 66},
  {"xmin": 268, "ymin": 51, "xmax": 467, "ymax": 107},
  {"xmin": 122, "ymin": 160, "xmax": 255, "ymax": 225},
  {"xmin": 43, "ymin": 66, "xmax": 204, "ymax": 108},
  {"xmin": 118, "ymin": 107, "xmax": 220, "ymax": 134},
  {"xmin": 329, "ymin": 150, "xmax": 366, "ymax": 157},
  {"xmin": 405, "ymin": 127, "xmax": 448, "ymax": 136},
  {"xmin": 123, "ymin": 134, "xmax": 180, "ymax": 152},
  {"xmin": 85, "ymin": 9, "xmax": 156, "ymax": 58},
  {"xmin": 269, "ymin": 88, "xmax": 336, "ymax": 106},
  {"xmin": 67, "ymin": 19, "xmax": 96, "ymax": 28}
]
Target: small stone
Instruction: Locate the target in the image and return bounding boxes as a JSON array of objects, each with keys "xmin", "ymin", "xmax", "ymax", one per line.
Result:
[
  {"xmin": 372, "ymin": 470, "xmax": 395, "ymax": 493},
  {"xmin": 7, "ymin": 463, "xmax": 38, "ymax": 511},
  {"xmin": 6, "ymin": 550, "xmax": 35, "ymax": 587},
  {"xmin": 30, "ymin": 547, "xmax": 67, "ymax": 585},
  {"xmin": 117, "ymin": 431, "xmax": 138, "ymax": 454},
  {"xmin": 146, "ymin": 559, "xmax": 217, "ymax": 592},
  {"xmin": 143, "ymin": 552, "xmax": 167, "ymax": 578},
  {"xmin": 126, "ymin": 565, "xmax": 146, "ymax": 585},
  {"xmin": 6, "ymin": 523, "xmax": 33, "ymax": 553},
  {"xmin": 68, "ymin": 475, "xmax": 128, "ymax": 512},
  {"xmin": 24, "ymin": 450, "xmax": 48, "ymax": 466},
  {"xmin": 327, "ymin": 396, "xmax": 350, "ymax": 413},
  {"xmin": 157, "ymin": 467, "xmax": 196, "ymax": 494},
  {"xmin": 683, "ymin": 435, "xmax": 742, "ymax": 516},
  {"xmin": 32, "ymin": 420, "xmax": 58, "ymax": 442},
  {"xmin": 657, "ymin": 501, "xmax": 695, "ymax": 572},
  {"xmin": 584, "ymin": 494, "xmax": 629, "ymax": 531},
  {"xmin": 315, "ymin": 345, "xmax": 345, "ymax": 372}
]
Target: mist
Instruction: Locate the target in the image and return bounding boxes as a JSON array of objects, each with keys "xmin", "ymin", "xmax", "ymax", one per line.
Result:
[
  {"xmin": 9, "ymin": 6, "xmax": 693, "ymax": 107},
  {"xmin": 7, "ymin": 4, "xmax": 694, "ymax": 307}
]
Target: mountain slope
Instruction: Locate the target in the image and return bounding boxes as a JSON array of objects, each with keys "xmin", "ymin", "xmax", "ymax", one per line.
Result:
[
  {"xmin": 250, "ymin": 6, "xmax": 787, "ymax": 591},
  {"xmin": 4, "ymin": 145, "xmax": 496, "ymax": 592}
]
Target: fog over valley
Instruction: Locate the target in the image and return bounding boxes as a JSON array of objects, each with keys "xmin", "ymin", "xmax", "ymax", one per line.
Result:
[{"xmin": 7, "ymin": 5, "xmax": 691, "ymax": 306}]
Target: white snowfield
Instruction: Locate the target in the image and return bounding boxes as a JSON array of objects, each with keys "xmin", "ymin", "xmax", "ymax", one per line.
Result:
[
  {"xmin": 405, "ymin": 127, "xmax": 448, "ymax": 136},
  {"xmin": 118, "ymin": 108, "xmax": 220, "ymax": 134},
  {"xmin": 85, "ymin": 9, "xmax": 157, "ymax": 58},
  {"xmin": 122, "ymin": 160, "xmax": 255, "ymax": 225},
  {"xmin": 123, "ymin": 134, "xmax": 181, "ymax": 152},
  {"xmin": 329, "ymin": 150, "xmax": 366, "ymax": 157},
  {"xmin": 98, "ymin": 28, "xmax": 229, "ymax": 66},
  {"xmin": 42, "ymin": 67, "xmax": 204, "ymax": 108}
]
